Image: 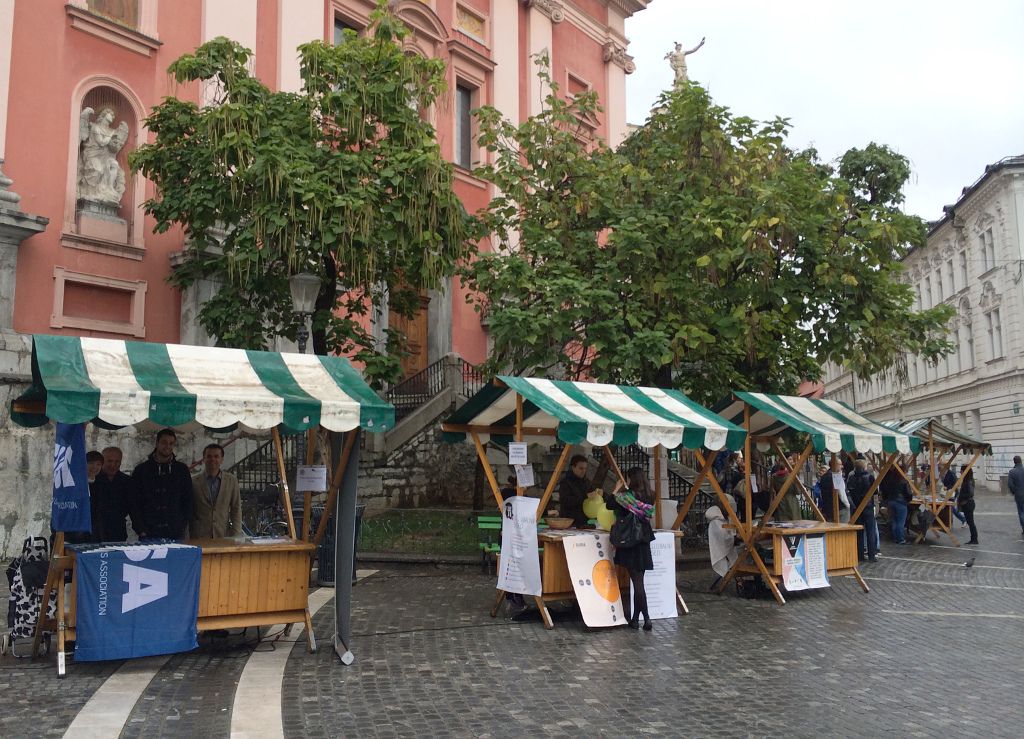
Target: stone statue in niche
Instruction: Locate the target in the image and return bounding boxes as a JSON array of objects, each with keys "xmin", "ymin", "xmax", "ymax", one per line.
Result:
[
  {"xmin": 77, "ymin": 107, "xmax": 129, "ymax": 209},
  {"xmin": 666, "ymin": 38, "xmax": 705, "ymax": 85}
]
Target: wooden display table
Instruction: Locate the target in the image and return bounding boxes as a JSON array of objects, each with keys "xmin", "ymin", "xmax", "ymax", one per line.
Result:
[
  {"xmin": 907, "ymin": 498, "xmax": 960, "ymax": 545},
  {"xmin": 725, "ymin": 520, "xmax": 868, "ymax": 603},
  {"xmin": 493, "ymin": 529, "xmax": 687, "ymax": 630},
  {"xmin": 63, "ymin": 538, "xmax": 318, "ymax": 652}
]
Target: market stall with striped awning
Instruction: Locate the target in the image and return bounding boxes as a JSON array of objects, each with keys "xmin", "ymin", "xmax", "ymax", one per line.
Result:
[
  {"xmin": 9, "ymin": 334, "xmax": 392, "ymax": 668},
  {"xmin": 442, "ymin": 376, "xmax": 747, "ymax": 629}
]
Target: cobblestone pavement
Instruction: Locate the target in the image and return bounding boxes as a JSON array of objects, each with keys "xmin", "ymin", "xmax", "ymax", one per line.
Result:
[{"xmin": 2, "ymin": 492, "xmax": 1022, "ymax": 737}]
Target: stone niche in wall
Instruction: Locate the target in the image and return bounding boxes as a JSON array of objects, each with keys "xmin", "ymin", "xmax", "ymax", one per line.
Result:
[{"xmin": 73, "ymin": 86, "xmax": 136, "ymax": 247}]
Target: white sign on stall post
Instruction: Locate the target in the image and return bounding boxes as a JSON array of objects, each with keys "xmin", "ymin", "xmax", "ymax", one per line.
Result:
[
  {"xmin": 507, "ymin": 442, "xmax": 528, "ymax": 466},
  {"xmin": 296, "ymin": 465, "xmax": 328, "ymax": 492}
]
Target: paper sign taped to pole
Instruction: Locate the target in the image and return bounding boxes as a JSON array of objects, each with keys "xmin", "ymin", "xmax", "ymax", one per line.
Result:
[
  {"xmin": 508, "ymin": 442, "xmax": 528, "ymax": 465},
  {"xmin": 562, "ymin": 532, "xmax": 625, "ymax": 627},
  {"xmin": 296, "ymin": 465, "xmax": 328, "ymax": 492},
  {"xmin": 514, "ymin": 464, "xmax": 535, "ymax": 487},
  {"xmin": 496, "ymin": 496, "xmax": 542, "ymax": 596}
]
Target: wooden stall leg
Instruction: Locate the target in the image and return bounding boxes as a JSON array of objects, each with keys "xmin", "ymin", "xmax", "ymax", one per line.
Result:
[
  {"xmin": 304, "ymin": 609, "xmax": 317, "ymax": 653},
  {"xmin": 533, "ymin": 596, "xmax": 554, "ymax": 630},
  {"xmin": 33, "ymin": 531, "xmax": 63, "ymax": 660},
  {"xmin": 490, "ymin": 589, "xmax": 507, "ymax": 618},
  {"xmin": 675, "ymin": 589, "xmax": 689, "ymax": 616},
  {"xmin": 852, "ymin": 567, "xmax": 871, "ymax": 593},
  {"xmin": 56, "ymin": 564, "xmax": 66, "ymax": 677}
]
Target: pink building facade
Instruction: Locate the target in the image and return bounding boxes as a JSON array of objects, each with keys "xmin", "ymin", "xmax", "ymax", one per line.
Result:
[{"xmin": 0, "ymin": 0, "xmax": 647, "ymax": 373}]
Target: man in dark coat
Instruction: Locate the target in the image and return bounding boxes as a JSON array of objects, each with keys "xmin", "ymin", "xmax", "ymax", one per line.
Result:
[
  {"xmin": 131, "ymin": 429, "xmax": 194, "ymax": 540},
  {"xmin": 90, "ymin": 446, "xmax": 132, "ymax": 542},
  {"xmin": 847, "ymin": 456, "xmax": 878, "ymax": 562}
]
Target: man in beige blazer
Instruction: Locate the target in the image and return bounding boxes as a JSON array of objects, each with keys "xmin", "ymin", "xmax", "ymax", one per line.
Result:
[{"xmin": 190, "ymin": 443, "xmax": 243, "ymax": 539}]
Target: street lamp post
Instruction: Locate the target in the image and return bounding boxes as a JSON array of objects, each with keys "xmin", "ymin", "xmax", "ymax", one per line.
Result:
[{"xmin": 288, "ymin": 272, "xmax": 322, "ymax": 354}]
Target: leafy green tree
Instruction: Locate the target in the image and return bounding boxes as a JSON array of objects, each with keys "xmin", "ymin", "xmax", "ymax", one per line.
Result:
[
  {"xmin": 131, "ymin": 1, "xmax": 469, "ymax": 384},
  {"xmin": 464, "ymin": 77, "xmax": 952, "ymax": 404}
]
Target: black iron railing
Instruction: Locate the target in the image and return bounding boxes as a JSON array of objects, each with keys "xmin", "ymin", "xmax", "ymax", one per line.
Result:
[
  {"xmin": 385, "ymin": 358, "xmax": 449, "ymax": 424},
  {"xmin": 229, "ymin": 432, "xmax": 307, "ymax": 531},
  {"xmin": 459, "ymin": 358, "xmax": 487, "ymax": 398}
]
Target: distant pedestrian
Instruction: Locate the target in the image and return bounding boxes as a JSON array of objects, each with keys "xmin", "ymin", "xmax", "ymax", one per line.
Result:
[
  {"xmin": 1008, "ymin": 456, "xmax": 1024, "ymax": 539},
  {"xmin": 879, "ymin": 465, "xmax": 912, "ymax": 544},
  {"xmin": 958, "ymin": 465, "xmax": 978, "ymax": 545},
  {"xmin": 847, "ymin": 457, "xmax": 878, "ymax": 562}
]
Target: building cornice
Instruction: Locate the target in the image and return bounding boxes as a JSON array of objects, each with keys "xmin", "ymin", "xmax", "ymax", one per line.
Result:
[{"xmin": 604, "ymin": 0, "xmax": 649, "ymax": 17}]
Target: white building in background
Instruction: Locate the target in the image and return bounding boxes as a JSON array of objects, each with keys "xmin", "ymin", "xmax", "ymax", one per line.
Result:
[{"xmin": 824, "ymin": 155, "xmax": 1024, "ymax": 491}]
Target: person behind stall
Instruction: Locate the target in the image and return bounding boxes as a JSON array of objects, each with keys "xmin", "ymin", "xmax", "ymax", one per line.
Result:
[
  {"xmin": 879, "ymin": 464, "xmax": 911, "ymax": 544},
  {"xmin": 190, "ymin": 443, "xmax": 243, "ymax": 539},
  {"xmin": 958, "ymin": 464, "xmax": 979, "ymax": 545},
  {"xmin": 847, "ymin": 456, "xmax": 878, "ymax": 562},
  {"xmin": 773, "ymin": 456, "xmax": 802, "ymax": 521},
  {"xmin": 131, "ymin": 428, "xmax": 194, "ymax": 540},
  {"xmin": 558, "ymin": 455, "xmax": 592, "ymax": 528},
  {"xmin": 91, "ymin": 446, "xmax": 132, "ymax": 543},
  {"xmin": 604, "ymin": 466, "xmax": 655, "ymax": 630},
  {"xmin": 499, "ymin": 475, "xmax": 517, "ymax": 501},
  {"xmin": 942, "ymin": 466, "xmax": 968, "ymax": 525},
  {"xmin": 64, "ymin": 451, "xmax": 105, "ymax": 546}
]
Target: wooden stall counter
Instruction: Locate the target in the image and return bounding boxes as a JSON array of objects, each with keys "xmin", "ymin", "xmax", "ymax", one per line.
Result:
[
  {"xmin": 65, "ymin": 538, "xmax": 318, "ymax": 652},
  {"xmin": 725, "ymin": 520, "xmax": 868, "ymax": 603}
]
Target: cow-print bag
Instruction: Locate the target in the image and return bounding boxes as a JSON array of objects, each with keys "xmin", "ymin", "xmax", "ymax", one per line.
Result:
[{"xmin": 5, "ymin": 537, "xmax": 56, "ymax": 640}]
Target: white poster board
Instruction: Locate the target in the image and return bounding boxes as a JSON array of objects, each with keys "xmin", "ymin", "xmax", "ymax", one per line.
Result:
[
  {"xmin": 781, "ymin": 534, "xmax": 829, "ymax": 591},
  {"xmin": 496, "ymin": 496, "xmax": 542, "ymax": 596},
  {"xmin": 508, "ymin": 442, "xmax": 528, "ymax": 466},
  {"xmin": 630, "ymin": 531, "xmax": 678, "ymax": 620},
  {"xmin": 296, "ymin": 465, "xmax": 328, "ymax": 492},
  {"xmin": 562, "ymin": 532, "xmax": 625, "ymax": 627}
]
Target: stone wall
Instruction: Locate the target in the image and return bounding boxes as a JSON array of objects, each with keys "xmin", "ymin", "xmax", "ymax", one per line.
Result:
[{"xmin": 358, "ymin": 422, "xmax": 479, "ymax": 511}]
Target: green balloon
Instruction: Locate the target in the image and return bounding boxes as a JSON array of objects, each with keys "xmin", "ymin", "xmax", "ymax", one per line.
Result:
[{"xmin": 596, "ymin": 507, "xmax": 616, "ymax": 531}]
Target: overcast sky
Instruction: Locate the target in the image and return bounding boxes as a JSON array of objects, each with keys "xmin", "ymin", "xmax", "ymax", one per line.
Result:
[{"xmin": 625, "ymin": 0, "xmax": 1024, "ymax": 221}]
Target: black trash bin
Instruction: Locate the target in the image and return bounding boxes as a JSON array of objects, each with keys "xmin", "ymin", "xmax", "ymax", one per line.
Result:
[{"xmin": 310, "ymin": 503, "xmax": 364, "ymax": 587}]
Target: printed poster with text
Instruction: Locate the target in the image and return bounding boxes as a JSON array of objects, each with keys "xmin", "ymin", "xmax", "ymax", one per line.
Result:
[
  {"xmin": 562, "ymin": 532, "xmax": 626, "ymax": 627},
  {"xmin": 781, "ymin": 534, "xmax": 829, "ymax": 591},
  {"xmin": 496, "ymin": 496, "xmax": 542, "ymax": 596},
  {"xmin": 631, "ymin": 531, "xmax": 678, "ymax": 620}
]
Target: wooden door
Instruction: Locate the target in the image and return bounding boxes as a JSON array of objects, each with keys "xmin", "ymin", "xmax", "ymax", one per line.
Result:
[{"xmin": 390, "ymin": 293, "xmax": 430, "ymax": 378}]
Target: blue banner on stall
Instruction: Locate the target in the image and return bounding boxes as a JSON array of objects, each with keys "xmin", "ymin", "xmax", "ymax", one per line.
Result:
[
  {"xmin": 52, "ymin": 422, "xmax": 91, "ymax": 533},
  {"xmin": 74, "ymin": 544, "xmax": 201, "ymax": 661}
]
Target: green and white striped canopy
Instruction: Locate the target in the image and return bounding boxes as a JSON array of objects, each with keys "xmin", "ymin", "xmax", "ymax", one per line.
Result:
[
  {"xmin": 715, "ymin": 391, "xmax": 921, "ymax": 454},
  {"xmin": 442, "ymin": 376, "xmax": 746, "ymax": 450},
  {"xmin": 11, "ymin": 335, "xmax": 394, "ymax": 433},
  {"xmin": 883, "ymin": 418, "xmax": 991, "ymax": 454}
]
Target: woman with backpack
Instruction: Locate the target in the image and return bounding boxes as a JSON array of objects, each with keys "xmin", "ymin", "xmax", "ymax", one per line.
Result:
[{"xmin": 605, "ymin": 466, "xmax": 656, "ymax": 631}]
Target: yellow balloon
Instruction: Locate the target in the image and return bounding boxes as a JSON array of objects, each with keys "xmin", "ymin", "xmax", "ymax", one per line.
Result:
[
  {"xmin": 596, "ymin": 507, "xmax": 616, "ymax": 531},
  {"xmin": 582, "ymin": 495, "xmax": 603, "ymax": 519}
]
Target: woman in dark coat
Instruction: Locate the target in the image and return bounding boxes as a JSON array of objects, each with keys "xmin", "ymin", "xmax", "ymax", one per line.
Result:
[
  {"xmin": 605, "ymin": 466, "xmax": 655, "ymax": 630},
  {"xmin": 959, "ymin": 464, "xmax": 979, "ymax": 545}
]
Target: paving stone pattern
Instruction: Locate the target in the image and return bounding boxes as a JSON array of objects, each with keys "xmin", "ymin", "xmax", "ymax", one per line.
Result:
[{"xmin": 0, "ymin": 492, "xmax": 1021, "ymax": 737}]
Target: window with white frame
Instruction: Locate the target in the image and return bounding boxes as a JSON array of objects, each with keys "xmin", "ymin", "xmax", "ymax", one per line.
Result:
[
  {"xmin": 935, "ymin": 269, "xmax": 944, "ymax": 302},
  {"xmin": 986, "ymin": 308, "xmax": 1003, "ymax": 359},
  {"xmin": 946, "ymin": 259, "xmax": 955, "ymax": 294},
  {"xmin": 952, "ymin": 339, "xmax": 961, "ymax": 374},
  {"xmin": 980, "ymin": 228, "xmax": 996, "ymax": 272},
  {"xmin": 966, "ymin": 329, "xmax": 975, "ymax": 369},
  {"xmin": 909, "ymin": 356, "xmax": 918, "ymax": 385},
  {"xmin": 454, "ymin": 83, "xmax": 476, "ymax": 170},
  {"xmin": 959, "ymin": 251, "xmax": 968, "ymax": 288},
  {"xmin": 915, "ymin": 284, "xmax": 922, "ymax": 309},
  {"xmin": 924, "ymin": 276, "xmax": 932, "ymax": 307}
]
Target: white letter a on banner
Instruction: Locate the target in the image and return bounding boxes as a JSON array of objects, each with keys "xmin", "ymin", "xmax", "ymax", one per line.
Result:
[{"xmin": 122, "ymin": 564, "xmax": 168, "ymax": 613}]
